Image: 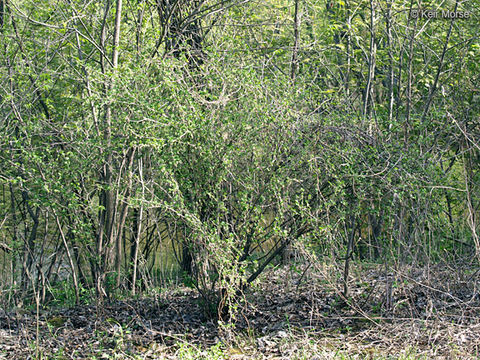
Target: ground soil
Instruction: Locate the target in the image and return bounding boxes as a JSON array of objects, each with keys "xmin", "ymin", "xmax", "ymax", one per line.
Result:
[{"xmin": 0, "ymin": 263, "xmax": 479, "ymax": 359}]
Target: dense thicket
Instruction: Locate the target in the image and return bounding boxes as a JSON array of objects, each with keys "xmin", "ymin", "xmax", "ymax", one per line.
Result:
[{"xmin": 0, "ymin": 0, "xmax": 478, "ymax": 317}]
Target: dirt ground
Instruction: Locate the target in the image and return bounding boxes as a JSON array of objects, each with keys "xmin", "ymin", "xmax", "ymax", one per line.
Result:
[{"xmin": 1, "ymin": 263, "xmax": 479, "ymax": 359}]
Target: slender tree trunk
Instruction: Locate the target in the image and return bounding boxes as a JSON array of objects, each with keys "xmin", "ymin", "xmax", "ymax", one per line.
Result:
[
  {"xmin": 343, "ymin": 215, "xmax": 356, "ymax": 297},
  {"xmin": 54, "ymin": 212, "xmax": 80, "ymax": 304},
  {"xmin": 290, "ymin": 0, "xmax": 299, "ymax": 84},
  {"xmin": 96, "ymin": 0, "xmax": 123, "ymax": 309},
  {"xmin": 386, "ymin": 0, "xmax": 395, "ymax": 122},
  {"xmin": 9, "ymin": 184, "xmax": 18, "ymax": 293},
  {"xmin": 463, "ymin": 142, "xmax": 480, "ymax": 261},
  {"xmin": 132, "ymin": 157, "xmax": 144, "ymax": 295},
  {"xmin": 405, "ymin": 12, "xmax": 418, "ymax": 136},
  {"xmin": 115, "ymin": 147, "xmax": 136, "ymax": 290},
  {"xmin": 421, "ymin": 0, "xmax": 458, "ymax": 122},
  {"xmin": 363, "ymin": 0, "xmax": 376, "ymax": 133},
  {"xmin": 345, "ymin": 0, "xmax": 352, "ymax": 101},
  {"xmin": 395, "ymin": 0, "xmax": 415, "ymax": 143}
]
